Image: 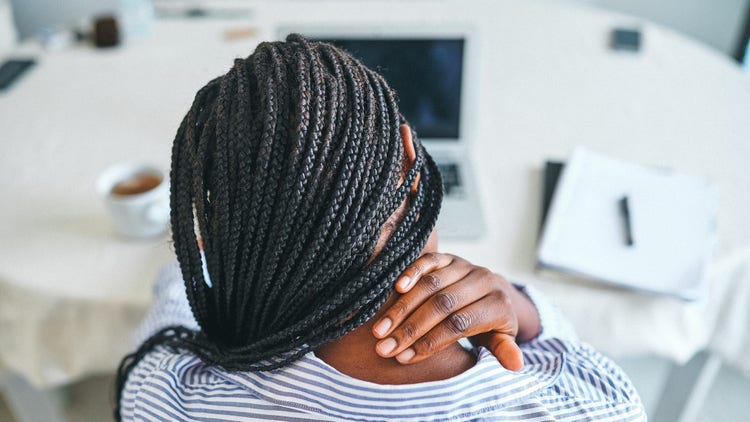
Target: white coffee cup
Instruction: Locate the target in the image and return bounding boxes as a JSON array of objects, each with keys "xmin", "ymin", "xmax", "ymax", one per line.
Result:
[{"xmin": 97, "ymin": 163, "xmax": 170, "ymax": 239}]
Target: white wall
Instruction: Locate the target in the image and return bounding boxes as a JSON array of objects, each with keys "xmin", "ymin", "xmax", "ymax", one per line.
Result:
[
  {"xmin": 10, "ymin": 0, "xmax": 118, "ymax": 39},
  {"xmin": 0, "ymin": 0, "xmax": 17, "ymax": 55},
  {"xmin": 9, "ymin": 0, "xmax": 750, "ymax": 58},
  {"xmin": 567, "ymin": 0, "xmax": 749, "ymax": 56}
]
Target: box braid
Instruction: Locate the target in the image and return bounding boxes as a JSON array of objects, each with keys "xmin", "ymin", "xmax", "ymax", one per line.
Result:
[{"xmin": 115, "ymin": 34, "xmax": 443, "ymax": 419}]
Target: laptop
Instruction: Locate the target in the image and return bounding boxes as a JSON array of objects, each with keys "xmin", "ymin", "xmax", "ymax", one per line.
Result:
[{"xmin": 277, "ymin": 26, "xmax": 485, "ymax": 239}]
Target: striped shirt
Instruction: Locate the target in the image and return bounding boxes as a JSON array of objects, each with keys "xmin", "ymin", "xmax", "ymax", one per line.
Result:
[{"xmin": 121, "ymin": 260, "xmax": 646, "ymax": 421}]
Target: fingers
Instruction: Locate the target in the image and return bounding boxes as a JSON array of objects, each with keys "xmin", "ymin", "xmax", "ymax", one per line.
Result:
[
  {"xmin": 373, "ymin": 258, "xmax": 477, "ymax": 339},
  {"xmin": 375, "ymin": 277, "xmax": 514, "ymax": 363},
  {"xmin": 484, "ymin": 332, "xmax": 524, "ymax": 371},
  {"xmin": 406, "ymin": 299, "xmax": 519, "ymax": 367},
  {"xmin": 394, "ymin": 252, "xmax": 453, "ymax": 293},
  {"xmin": 374, "ymin": 252, "xmax": 523, "ymax": 370}
]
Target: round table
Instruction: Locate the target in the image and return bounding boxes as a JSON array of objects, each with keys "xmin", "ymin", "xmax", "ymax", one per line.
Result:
[{"xmin": 1, "ymin": 0, "xmax": 749, "ymax": 394}]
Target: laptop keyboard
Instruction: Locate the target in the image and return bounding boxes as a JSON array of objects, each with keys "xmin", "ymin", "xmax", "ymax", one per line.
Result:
[{"xmin": 436, "ymin": 162, "xmax": 463, "ymax": 197}]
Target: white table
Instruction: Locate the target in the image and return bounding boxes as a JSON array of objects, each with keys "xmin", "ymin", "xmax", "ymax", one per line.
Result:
[{"xmin": 1, "ymin": 0, "xmax": 749, "ymax": 419}]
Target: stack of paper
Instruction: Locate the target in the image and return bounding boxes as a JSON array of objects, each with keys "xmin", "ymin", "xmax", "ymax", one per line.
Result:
[{"xmin": 537, "ymin": 148, "xmax": 718, "ymax": 301}]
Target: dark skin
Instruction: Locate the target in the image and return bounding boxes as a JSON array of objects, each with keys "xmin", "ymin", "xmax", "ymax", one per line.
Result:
[
  {"xmin": 374, "ymin": 251, "xmax": 541, "ymax": 369},
  {"xmin": 315, "ymin": 125, "xmax": 541, "ymax": 383}
]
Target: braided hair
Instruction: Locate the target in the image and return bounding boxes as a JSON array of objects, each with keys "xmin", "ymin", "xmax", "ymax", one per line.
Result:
[{"xmin": 115, "ymin": 34, "xmax": 443, "ymax": 418}]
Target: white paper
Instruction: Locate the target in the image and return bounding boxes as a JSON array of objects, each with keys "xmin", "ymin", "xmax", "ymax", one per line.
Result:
[{"xmin": 537, "ymin": 148, "xmax": 718, "ymax": 300}]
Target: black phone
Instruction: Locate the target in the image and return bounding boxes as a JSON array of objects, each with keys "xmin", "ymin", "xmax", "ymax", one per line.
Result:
[
  {"xmin": 610, "ymin": 28, "xmax": 641, "ymax": 52},
  {"xmin": 0, "ymin": 59, "xmax": 36, "ymax": 91}
]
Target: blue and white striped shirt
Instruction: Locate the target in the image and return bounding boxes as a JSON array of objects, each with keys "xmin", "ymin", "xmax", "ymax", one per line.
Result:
[{"xmin": 121, "ymin": 260, "xmax": 646, "ymax": 421}]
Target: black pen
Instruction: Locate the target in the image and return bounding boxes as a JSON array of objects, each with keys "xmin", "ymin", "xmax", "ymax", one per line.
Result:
[{"xmin": 619, "ymin": 196, "xmax": 634, "ymax": 246}]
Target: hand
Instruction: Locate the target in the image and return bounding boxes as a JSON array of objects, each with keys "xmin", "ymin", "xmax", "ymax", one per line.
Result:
[{"xmin": 372, "ymin": 253, "xmax": 531, "ymax": 371}]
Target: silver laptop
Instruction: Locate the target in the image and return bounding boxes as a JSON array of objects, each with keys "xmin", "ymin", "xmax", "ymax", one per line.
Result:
[{"xmin": 277, "ymin": 26, "xmax": 485, "ymax": 239}]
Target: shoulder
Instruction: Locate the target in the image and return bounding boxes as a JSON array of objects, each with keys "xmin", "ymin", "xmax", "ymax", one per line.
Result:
[
  {"xmin": 119, "ymin": 347, "xmax": 226, "ymax": 420},
  {"xmin": 520, "ymin": 338, "xmax": 647, "ymax": 421},
  {"xmin": 120, "ymin": 347, "xmax": 258, "ymax": 420},
  {"xmin": 119, "ymin": 347, "xmax": 320, "ymax": 421}
]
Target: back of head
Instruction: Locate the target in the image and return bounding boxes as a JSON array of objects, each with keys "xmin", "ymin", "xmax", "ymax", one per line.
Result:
[{"xmin": 128, "ymin": 35, "xmax": 443, "ymax": 376}]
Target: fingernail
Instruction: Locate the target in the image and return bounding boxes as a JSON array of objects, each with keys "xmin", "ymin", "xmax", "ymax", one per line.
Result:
[
  {"xmin": 405, "ymin": 276, "xmax": 417, "ymax": 290},
  {"xmin": 376, "ymin": 338, "xmax": 397, "ymax": 355},
  {"xmin": 396, "ymin": 276, "xmax": 411, "ymax": 290},
  {"xmin": 398, "ymin": 276, "xmax": 416, "ymax": 291},
  {"xmin": 373, "ymin": 318, "xmax": 392, "ymax": 337},
  {"xmin": 396, "ymin": 348, "xmax": 416, "ymax": 363}
]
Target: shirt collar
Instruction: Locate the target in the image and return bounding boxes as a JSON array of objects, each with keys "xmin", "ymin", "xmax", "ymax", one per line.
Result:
[{"xmin": 211, "ymin": 346, "xmax": 563, "ymax": 420}]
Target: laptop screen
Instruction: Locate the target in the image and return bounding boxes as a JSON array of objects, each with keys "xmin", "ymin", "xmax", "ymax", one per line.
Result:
[{"xmin": 312, "ymin": 38, "xmax": 464, "ymax": 140}]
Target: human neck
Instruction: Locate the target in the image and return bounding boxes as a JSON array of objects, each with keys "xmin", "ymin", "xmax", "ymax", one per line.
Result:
[{"xmin": 314, "ymin": 295, "xmax": 476, "ymax": 385}]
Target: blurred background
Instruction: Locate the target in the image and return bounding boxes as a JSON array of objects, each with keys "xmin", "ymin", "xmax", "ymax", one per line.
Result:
[
  {"xmin": 5, "ymin": 0, "xmax": 750, "ymax": 62},
  {"xmin": 1, "ymin": 0, "xmax": 749, "ymax": 421}
]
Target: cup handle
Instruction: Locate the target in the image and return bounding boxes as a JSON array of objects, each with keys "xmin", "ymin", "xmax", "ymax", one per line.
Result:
[{"xmin": 146, "ymin": 199, "xmax": 170, "ymax": 225}]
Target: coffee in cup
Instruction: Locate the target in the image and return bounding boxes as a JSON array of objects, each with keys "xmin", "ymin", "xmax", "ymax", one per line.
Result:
[
  {"xmin": 97, "ymin": 163, "xmax": 170, "ymax": 238},
  {"xmin": 111, "ymin": 173, "xmax": 163, "ymax": 196}
]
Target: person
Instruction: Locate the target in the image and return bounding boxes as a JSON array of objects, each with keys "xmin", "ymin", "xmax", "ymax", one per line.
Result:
[{"xmin": 116, "ymin": 35, "xmax": 646, "ymax": 421}]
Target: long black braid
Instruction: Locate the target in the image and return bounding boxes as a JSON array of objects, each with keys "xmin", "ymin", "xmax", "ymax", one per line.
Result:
[{"xmin": 114, "ymin": 34, "xmax": 443, "ymax": 419}]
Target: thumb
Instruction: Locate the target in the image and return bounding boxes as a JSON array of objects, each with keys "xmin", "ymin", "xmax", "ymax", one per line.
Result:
[{"xmin": 486, "ymin": 333, "xmax": 524, "ymax": 371}]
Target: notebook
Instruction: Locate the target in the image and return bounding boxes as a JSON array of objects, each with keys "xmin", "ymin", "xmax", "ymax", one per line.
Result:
[
  {"xmin": 276, "ymin": 25, "xmax": 486, "ymax": 239},
  {"xmin": 537, "ymin": 148, "xmax": 718, "ymax": 301}
]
